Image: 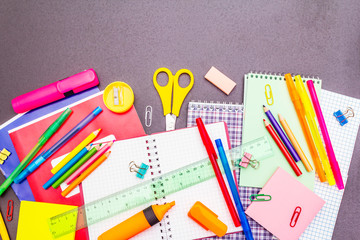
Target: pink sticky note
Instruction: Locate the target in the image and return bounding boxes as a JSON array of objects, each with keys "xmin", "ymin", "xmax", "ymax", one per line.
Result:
[
  {"xmin": 204, "ymin": 66, "xmax": 236, "ymax": 95},
  {"xmin": 245, "ymin": 167, "xmax": 325, "ymax": 240}
]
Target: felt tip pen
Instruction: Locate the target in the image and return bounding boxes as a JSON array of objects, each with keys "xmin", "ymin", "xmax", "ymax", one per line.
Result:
[
  {"xmin": 14, "ymin": 106, "xmax": 102, "ymax": 184},
  {"xmin": 0, "ymin": 108, "xmax": 72, "ymax": 196},
  {"xmin": 196, "ymin": 118, "xmax": 241, "ymax": 227},
  {"xmin": 215, "ymin": 139, "xmax": 254, "ymax": 240}
]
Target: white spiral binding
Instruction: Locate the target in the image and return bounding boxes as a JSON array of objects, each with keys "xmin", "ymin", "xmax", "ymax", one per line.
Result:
[
  {"xmin": 247, "ymin": 71, "xmax": 321, "ymax": 84},
  {"xmin": 189, "ymin": 100, "xmax": 243, "ymax": 112},
  {"xmin": 145, "ymin": 138, "xmax": 173, "ymax": 239}
]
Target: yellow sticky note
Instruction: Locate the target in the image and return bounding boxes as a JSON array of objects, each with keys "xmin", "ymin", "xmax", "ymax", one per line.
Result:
[{"xmin": 16, "ymin": 201, "xmax": 76, "ymax": 240}]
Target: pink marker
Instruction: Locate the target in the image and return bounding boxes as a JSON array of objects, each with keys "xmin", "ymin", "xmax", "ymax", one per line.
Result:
[
  {"xmin": 307, "ymin": 80, "xmax": 344, "ymax": 190},
  {"xmin": 12, "ymin": 69, "xmax": 99, "ymax": 113},
  {"xmin": 65, "ymin": 141, "xmax": 114, "ymax": 185}
]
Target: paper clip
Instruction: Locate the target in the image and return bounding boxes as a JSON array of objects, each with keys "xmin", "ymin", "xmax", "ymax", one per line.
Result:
[
  {"xmin": 265, "ymin": 84, "xmax": 274, "ymax": 105},
  {"xmin": 129, "ymin": 161, "xmax": 149, "ymax": 179},
  {"xmin": 145, "ymin": 106, "xmax": 153, "ymax": 127},
  {"xmin": 334, "ymin": 107, "xmax": 354, "ymax": 126},
  {"xmin": 6, "ymin": 200, "xmax": 13, "ymax": 221},
  {"xmin": 249, "ymin": 194, "xmax": 272, "ymax": 202},
  {"xmin": 290, "ymin": 206, "xmax": 302, "ymax": 227},
  {"xmin": 0, "ymin": 148, "xmax": 11, "ymax": 164},
  {"xmin": 239, "ymin": 152, "xmax": 259, "ymax": 169}
]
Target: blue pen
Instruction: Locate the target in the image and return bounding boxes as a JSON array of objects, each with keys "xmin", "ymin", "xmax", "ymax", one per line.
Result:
[
  {"xmin": 14, "ymin": 106, "xmax": 102, "ymax": 184},
  {"xmin": 42, "ymin": 146, "xmax": 89, "ymax": 189},
  {"xmin": 215, "ymin": 139, "xmax": 254, "ymax": 240}
]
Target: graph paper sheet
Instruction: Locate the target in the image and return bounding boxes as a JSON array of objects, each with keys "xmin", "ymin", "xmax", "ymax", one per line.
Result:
[{"xmin": 300, "ymin": 89, "xmax": 360, "ymax": 239}]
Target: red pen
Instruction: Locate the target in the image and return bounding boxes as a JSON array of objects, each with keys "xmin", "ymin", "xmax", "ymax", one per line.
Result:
[
  {"xmin": 264, "ymin": 119, "xmax": 302, "ymax": 176},
  {"xmin": 196, "ymin": 118, "xmax": 241, "ymax": 227}
]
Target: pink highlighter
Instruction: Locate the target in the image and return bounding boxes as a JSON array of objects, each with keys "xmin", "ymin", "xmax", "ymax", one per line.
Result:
[{"xmin": 12, "ymin": 69, "xmax": 99, "ymax": 113}]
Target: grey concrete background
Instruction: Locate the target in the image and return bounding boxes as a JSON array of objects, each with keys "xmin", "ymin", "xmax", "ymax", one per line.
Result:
[{"xmin": 0, "ymin": 1, "xmax": 359, "ymax": 239}]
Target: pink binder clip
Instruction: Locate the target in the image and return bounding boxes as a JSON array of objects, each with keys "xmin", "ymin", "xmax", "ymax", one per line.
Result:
[{"xmin": 239, "ymin": 152, "xmax": 259, "ymax": 169}]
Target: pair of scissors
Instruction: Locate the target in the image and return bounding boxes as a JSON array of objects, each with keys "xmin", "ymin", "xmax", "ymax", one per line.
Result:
[{"xmin": 153, "ymin": 67, "xmax": 194, "ymax": 131}]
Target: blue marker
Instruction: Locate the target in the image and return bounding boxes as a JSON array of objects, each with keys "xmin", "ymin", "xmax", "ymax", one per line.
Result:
[
  {"xmin": 215, "ymin": 139, "xmax": 254, "ymax": 240},
  {"xmin": 14, "ymin": 106, "xmax": 102, "ymax": 184},
  {"xmin": 42, "ymin": 146, "xmax": 89, "ymax": 189}
]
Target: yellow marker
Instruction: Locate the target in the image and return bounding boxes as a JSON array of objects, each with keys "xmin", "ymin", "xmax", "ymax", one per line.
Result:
[
  {"xmin": 0, "ymin": 210, "xmax": 10, "ymax": 240},
  {"xmin": 51, "ymin": 128, "xmax": 101, "ymax": 174},
  {"xmin": 278, "ymin": 114, "xmax": 313, "ymax": 172},
  {"xmin": 295, "ymin": 75, "xmax": 335, "ymax": 185}
]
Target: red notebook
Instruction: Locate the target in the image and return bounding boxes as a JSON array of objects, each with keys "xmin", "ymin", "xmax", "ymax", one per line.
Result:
[{"xmin": 9, "ymin": 92, "xmax": 145, "ymax": 239}]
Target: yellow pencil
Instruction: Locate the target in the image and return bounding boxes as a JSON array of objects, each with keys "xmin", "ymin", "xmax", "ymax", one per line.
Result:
[
  {"xmin": 278, "ymin": 114, "xmax": 313, "ymax": 172},
  {"xmin": 61, "ymin": 151, "xmax": 111, "ymax": 197},
  {"xmin": 51, "ymin": 128, "xmax": 101, "ymax": 174},
  {"xmin": 0, "ymin": 210, "xmax": 10, "ymax": 240},
  {"xmin": 295, "ymin": 75, "xmax": 335, "ymax": 185}
]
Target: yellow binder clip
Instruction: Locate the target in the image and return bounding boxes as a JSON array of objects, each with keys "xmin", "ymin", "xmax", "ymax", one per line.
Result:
[{"xmin": 0, "ymin": 148, "xmax": 11, "ymax": 164}]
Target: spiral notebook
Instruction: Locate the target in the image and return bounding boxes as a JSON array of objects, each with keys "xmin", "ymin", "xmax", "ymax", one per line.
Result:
[
  {"xmin": 187, "ymin": 101, "xmax": 274, "ymax": 240},
  {"xmin": 82, "ymin": 122, "xmax": 241, "ymax": 240},
  {"xmin": 241, "ymin": 72, "xmax": 318, "ymax": 189}
]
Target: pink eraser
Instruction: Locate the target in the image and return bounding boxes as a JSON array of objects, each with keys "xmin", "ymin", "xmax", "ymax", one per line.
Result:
[{"xmin": 204, "ymin": 66, "xmax": 236, "ymax": 95}]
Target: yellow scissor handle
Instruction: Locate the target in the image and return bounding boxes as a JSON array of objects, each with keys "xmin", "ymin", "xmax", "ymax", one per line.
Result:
[
  {"xmin": 172, "ymin": 69, "xmax": 194, "ymax": 116},
  {"xmin": 153, "ymin": 67, "xmax": 174, "ymax": 116}
]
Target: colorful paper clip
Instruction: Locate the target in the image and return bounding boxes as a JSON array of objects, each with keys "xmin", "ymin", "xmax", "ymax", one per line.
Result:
[
  {"xmin": 290, "ymin": 206, "xmax": 302, "ymax": 227},
  {"xmin": 145, "ymin": 105, "xmax": 153, "ymax": 127},
  {"xmin": 0, "ymin": 148, "xmax": 11, "ymax": 164},
  {"xmin": 249, "ymin": 194, "xmax": 272, "ymax": 202},
  {"xmin": 265, "ymin": 84, "xmax": 274, "ymax": 105},
  {"xmin": 129, "ymin": 161, "xmax": 149, "ymax": 179},
  {"xmin": 333, "ymin": 107, "xmax": 354, "ymax": 126},
  {"xmin": 239, "ymin": 152, "xmax": 259, "ymax": 169},
  {"xmin": 6, "ymin": 200, "xmax": 13, "ymax": 221}
]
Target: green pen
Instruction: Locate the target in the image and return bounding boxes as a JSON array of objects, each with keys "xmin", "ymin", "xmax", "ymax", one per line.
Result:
[
  {"xmin": 0, "ymin": 108, "xmax": 72, "ymax": 196},
  {"xmin": 52, "ymin": 144, "xmax": 100, "ymax": 189}
]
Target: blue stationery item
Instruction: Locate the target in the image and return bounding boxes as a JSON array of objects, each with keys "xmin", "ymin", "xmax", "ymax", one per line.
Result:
[
  {"xmin": 14, "ymin": 106, "xmax": 103, "ymax": 184},
  {"xmin": 333, "ymin": 107, "xmax": 354, "ymax": 126},
  {"xmin": 0, "ymin": 87, "xmax": 99, "ymax": 201},
  {"xmin": 263, "ymin": 105, "xmax": 301, "ymax": 162},
  {"xmin": 215, "ymin": 139, "xmax": 254, "ymax": 240},
  {"xmin": 42, "ymin": 147, "xmax": 89, "ymax": 189}
]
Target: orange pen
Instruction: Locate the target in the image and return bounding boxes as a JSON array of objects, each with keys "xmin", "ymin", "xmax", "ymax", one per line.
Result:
[
  {"xmin": 284, "ymin": 74, "xmax": 326, "ymax": 182},
  {"xmin": 98, "ymin": 201, "xmax": 175, "ymax": 240}
]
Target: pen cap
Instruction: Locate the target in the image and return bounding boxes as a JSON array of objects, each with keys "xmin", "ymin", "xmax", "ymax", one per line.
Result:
[
  {"xmin": 11, "ymin": 69, "xmax": 99, "ymax": 113},
  {"xmin": 188, "ymin": 201, "xmax": 228, "ymax": 237}
]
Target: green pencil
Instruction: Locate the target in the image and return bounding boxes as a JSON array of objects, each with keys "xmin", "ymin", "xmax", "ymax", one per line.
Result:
[{"xmin": 52, "ymin": 144, "xmax": 100, "ymax": 189}]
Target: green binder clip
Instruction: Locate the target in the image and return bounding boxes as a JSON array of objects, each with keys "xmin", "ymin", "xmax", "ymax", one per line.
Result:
[{"xmin": 129, "ymin": 161, "xmax": 149, "ymax": 179}]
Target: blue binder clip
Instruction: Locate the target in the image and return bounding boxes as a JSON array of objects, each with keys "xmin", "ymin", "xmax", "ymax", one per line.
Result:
[
  {"xmin": 129, "ymin": 161, "xmax": 149, "ymax": 179},
  {"xmin": 333, "ymin": 107, "xmax": 354, "ymax": 126}
]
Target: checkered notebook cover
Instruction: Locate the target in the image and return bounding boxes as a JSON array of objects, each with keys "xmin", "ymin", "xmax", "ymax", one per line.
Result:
[
  {"xmin": 300, "ymin": 90, "xmax": 360, "ymax": 239},
  {"xmin": 187, "ymin": 101, "xmax": 274, "ymax": 240}
]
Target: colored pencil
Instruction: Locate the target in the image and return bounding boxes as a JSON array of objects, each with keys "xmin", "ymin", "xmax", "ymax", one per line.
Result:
[
  {"xmin": 263, "ymin": 105, "xmax": 301, "ymax": 162},
  {"xmin": 61, "ymin": 151, "xmax": 111, "ymax": 197},
  {"xmin": 65, "ymin": 141, "xmax": 114, "ymax": 185},
  {"xmin": 264, "ymin": 119, "xmax": 302, "ymax": 176},
  {"xmin": 51, "ymin": 128, "xmax": 101, "ymax": 174},
  {"xmin": 278, "ymin": 114, "xmax": 313, "ymax": 172}
]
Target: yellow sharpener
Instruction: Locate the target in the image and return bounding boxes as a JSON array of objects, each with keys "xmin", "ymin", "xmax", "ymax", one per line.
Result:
[
  {"xmin": 188, "ymin": 201, "xmax": 228, "ymax": 237},
  {"xmin": 103, "ymin": 82, "xmax": 134, "ymax": 113}
]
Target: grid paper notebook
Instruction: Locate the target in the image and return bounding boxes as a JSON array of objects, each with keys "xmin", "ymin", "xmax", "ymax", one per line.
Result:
[
  {"xmin": 187, "ymin": 101, "xmax": 273, "ymax": 240},
  {"xmin": 300, "ymin": 90, "xmax": 360, "ymax": 239},
  {"xmin": 82, "ymin": 122, "xmax": 241, "ymax": 240}
]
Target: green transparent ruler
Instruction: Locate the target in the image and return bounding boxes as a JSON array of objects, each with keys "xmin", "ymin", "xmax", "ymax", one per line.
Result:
[{"xmin": 48, "ymin": 136, "xmax": 272, "ymax": 238}]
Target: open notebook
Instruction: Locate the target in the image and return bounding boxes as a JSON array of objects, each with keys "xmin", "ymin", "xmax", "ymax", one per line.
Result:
[{"xmin": 82, "ymin": 122, "xmax": 242, "ymax": 239}]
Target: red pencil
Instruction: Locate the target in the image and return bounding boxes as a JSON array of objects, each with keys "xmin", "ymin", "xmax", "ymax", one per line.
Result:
[
  {"xmin": 263, "ymin": 119, "xmax": 302, "ymax": 176},
  {"xmin": 196, "ymin": 118, "xmax": 241, "ymax": 227}
]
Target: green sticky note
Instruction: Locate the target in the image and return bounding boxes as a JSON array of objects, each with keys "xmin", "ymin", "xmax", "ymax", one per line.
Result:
[{"xmin": 241, "ymin": 73, "xmax": 321, "ymax": 190}]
